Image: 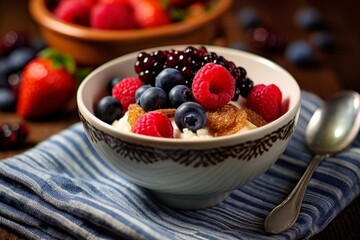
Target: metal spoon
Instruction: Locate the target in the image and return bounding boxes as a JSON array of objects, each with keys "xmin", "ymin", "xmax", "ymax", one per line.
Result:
[{"xmin": 264, "ymin": 90, "xmax": 360, "ymax": 234}]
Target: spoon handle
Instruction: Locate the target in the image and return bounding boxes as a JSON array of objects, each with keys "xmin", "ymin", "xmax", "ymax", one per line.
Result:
[{"xmin": 264, "ymin": 154, "xmax": 328, "ymax": 234}]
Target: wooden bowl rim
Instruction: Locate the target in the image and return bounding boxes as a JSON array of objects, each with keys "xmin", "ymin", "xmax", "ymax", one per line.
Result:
[{"xmin": 29, "ymin": 0, "xmax": 233, "ymax": 41}]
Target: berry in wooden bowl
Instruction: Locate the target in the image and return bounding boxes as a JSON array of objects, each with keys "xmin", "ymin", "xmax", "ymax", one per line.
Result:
[{"xmin": 28, "ymin": 0, "xmax": 232, "ymax": 66}]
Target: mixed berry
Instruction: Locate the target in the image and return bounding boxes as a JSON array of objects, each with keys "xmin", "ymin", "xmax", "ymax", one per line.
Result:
[
  {"xmin": 50, "ymin": 0, "xmax": 215, "ymax": 30},
  {"xmin": 0, "ymin": 30, "xmax": 46, "ymax": 149},
  {"xmin": 134, "ymin": 46, "xmax": 254, "ymax": 98},
  {"xmin": 0, "ymin": 31, "xmax": 45, "ymax": 113},
  {"xmin": 95, "ymin": 45, "xmax": 284, "ymax": 138},
  {"xmin": 0, "ymin": 122, "xmax": 29, "ymax": 150}
]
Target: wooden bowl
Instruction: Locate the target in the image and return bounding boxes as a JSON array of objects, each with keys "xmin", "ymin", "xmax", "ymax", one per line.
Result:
[{"xmin": 28, "ymin": 0, "xmax": 233, "ymax": 66}]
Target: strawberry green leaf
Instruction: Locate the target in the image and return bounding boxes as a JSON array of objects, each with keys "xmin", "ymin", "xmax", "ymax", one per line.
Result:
[
  {"xmin": 62, "ymin": 54, "xmax": 76, "ymax": 74},
  {"xmin": 38, "ymin": 48, "xmax": 76, "ymax": 74}
]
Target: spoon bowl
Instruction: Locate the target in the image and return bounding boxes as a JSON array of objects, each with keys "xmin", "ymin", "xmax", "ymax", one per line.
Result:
[
  {"xmin": 306, "ymin": 91, "xmax": 360, "ymax": 154},
  {"xmin": 264, "ymin": 90, "xmax": 360, "ymax": 234}
]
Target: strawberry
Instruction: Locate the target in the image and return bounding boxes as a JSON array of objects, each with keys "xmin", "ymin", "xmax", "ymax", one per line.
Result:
[
  {"xmin": 90, "ymin": 1, "xmax": 138, "ymax": 30},
  {"xmin": 245, "ymin": 84, "xmax": 283, "ymax": 122},
  {"xmin": 98, "ymin": 0, "xmax": 129, "ymax": 4},
  {"xmin": 16, "ymin": 49, "xmax": 77, "ymax": 119},
  {"xmin": 129, "ymin": 0, "xmax": 171, "ymax": 28},
  {"xmin": 54, "ymin": 0, "xmax": 93, "ymax": 26}
]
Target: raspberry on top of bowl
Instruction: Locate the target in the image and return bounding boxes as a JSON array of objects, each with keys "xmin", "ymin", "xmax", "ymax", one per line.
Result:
[
  {"xmin": 94, "ymin": 46, "xmax": 286, "ymax": 139},
  {"xmin": 50, "ymin": 0, "xmax": 218, "ymax": 30}
]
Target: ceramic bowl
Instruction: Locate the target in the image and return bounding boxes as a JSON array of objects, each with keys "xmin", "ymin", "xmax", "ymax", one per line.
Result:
[
  {"xmin": 77, "ymin": 45, "xmax": 301, "ymax": 209},
  {"xmin": 28, "ymin": 0, "xmax": 232, "ymax": 66}
]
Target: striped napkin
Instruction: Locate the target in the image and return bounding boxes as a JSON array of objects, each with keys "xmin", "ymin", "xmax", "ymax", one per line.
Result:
[{"xmin": 0, "ymin": 91, "xmax": 359, "ymax": 240}]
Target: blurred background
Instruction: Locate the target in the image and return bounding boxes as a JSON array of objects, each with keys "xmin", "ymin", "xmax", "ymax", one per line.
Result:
[{"xmin": 1, "ymin": 0, "xmax": 359, "ymax": 100}]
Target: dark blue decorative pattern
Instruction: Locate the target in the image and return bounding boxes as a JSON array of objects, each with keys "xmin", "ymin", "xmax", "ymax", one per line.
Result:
[{"xmin": 79, "ymin": 112, "xmax": 295, "ymax": 167}]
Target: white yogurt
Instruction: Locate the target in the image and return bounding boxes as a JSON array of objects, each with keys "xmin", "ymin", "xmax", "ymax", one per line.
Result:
[{"xmin": 112, "ymin": 102, "xmax": 257, "ymax": 139}]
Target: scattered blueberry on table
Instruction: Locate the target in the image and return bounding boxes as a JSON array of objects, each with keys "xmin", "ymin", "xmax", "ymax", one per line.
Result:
[
  {"xmin": 310, "ymin": 32, "xmax": 335, "ymax": 52},
  {"xmin": 233, "ymin": 4, "xmax": 334, "ymax": 67},
  {"xmin": 236, "ymin": 6, "xmax": 261, "ymax": 29},
  {"xmin": 294, "ymin": 6, "xmax": 323, "ymax": 30},
  {"xmin": 285, "ymin": 40, "xmax": 315, "ymax": 67},
  {"xmin": 0, "ymin": 30, "xmax": 46, "ymax": 112}
]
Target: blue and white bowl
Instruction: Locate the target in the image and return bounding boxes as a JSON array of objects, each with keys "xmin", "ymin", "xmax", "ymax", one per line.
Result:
[{"xmin": 77, "ymin": 45, "xmax": 301, "ymax": 209}]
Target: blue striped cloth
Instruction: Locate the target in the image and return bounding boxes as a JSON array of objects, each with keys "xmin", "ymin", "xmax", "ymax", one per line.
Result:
[{"xmin": 0, "ymin": 91, "xmax": 359, "ymax": 240}]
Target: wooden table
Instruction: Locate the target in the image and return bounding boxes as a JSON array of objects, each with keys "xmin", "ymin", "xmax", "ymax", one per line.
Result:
[{"xmin": 1, "ymin": 0, "xmax": 359, "ymax": 239}]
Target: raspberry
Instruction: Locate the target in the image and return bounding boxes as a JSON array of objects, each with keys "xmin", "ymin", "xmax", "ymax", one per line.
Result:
[
  {"xmin": 54, "ymin": 0, "xmax": 92, "ymax": 26},
  {"xmin": 192, "ymin": 63, "xmax": 235, "ymax": 110},
  {"xmin": 132, "ymin": 112, "xmax": 174, "ymax": 138},
  {"xmin": 245, "ymin": 84, "xmax": 282, "ymax": 122},
  {"xmin": 90, "ymin": 2, "xmax": 138, "ymax": 30},
  {"xmin": 129, "ymin": 0, "xmax": 171, "ymax": 28},
  {"xmin": 112, "ymin": 77, "xmax": 143, "ymax": 113}
]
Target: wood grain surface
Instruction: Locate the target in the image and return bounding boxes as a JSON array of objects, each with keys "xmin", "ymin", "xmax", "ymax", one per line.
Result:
[{"xmin": 1, "ymin": 0, "xmax": 359, "ymax": 239}]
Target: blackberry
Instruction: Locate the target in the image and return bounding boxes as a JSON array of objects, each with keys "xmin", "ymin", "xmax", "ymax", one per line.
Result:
[
  {"xmin": 232, "ymin": 87, "xmax": 241, "ymax": 101},
  {"xmin": 237, "ymin": 77, "xmax": 254, "ymax": 98},
  {"xmin": 0, "ymin": 122, "xmax": 29, "ymax": 149},
  {"xmin": 134, "ymin": 45, "xmax": 253, "ymax": 98}
]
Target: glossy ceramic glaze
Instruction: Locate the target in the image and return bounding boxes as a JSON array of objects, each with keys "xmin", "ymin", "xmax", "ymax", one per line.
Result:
[
  {"xmin": 77, "ymin": 45, "xmax": 301, "ymax": 209},
  {"xmin": 29, "ymin": 0, "xmax": 232, "ymax": 66}
]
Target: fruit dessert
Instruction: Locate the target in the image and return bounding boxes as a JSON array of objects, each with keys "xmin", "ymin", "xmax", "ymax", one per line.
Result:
[
  {"xmin": 49, "ymin": 0, "xmax": 217, "ymax": 30},
  {"xmin": 95, "ymin": 46, "xmax": 284, "ymax": 139}
]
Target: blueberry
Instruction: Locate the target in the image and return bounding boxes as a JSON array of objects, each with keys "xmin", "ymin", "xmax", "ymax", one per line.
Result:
[
  {"xmin": 174, "ymin": 102, "xmax": 206, "ymax": 133},
  {"xmin": 95, "ymin": 96, "xmax": 123, "ymax": 124},
  {"xmin": 310, "ymin": 32, "xmax": 334, "ymax": 51},
  {"xmin": 294, "ymin": 6, "xmax": 322, "ymax": 30},
  {"xmin": 285, "ymin": 40, "xmax": 315, "ymax": 66},
  {"xmin": 0, "ymin": 72, "xmax": 9, "ymax": 88},
  {"xmin": 31, "ymin": 38, "xmax": 47, "ymax": 52},
  {"xmin": 135, "ymin": 84, "xmax": 152, "ymax": 104},
  {"xmin": 0, "ymin": 88, "xmax": 16, "ymax": 112},
  {"xmin": 139, "ymin": 87, "xmax": 168, "ymax": 111},
  {"xmin": 155, "ymin": 68, "xmax": 185, "ymax": 93},
  {"xmin": 168, "ymin": 85, "xmax": 194, "ymax": 108},
  {"xmin": 107, "ymin": 76, "xmax": 123, "ymax": 94},
  {"xmin": 0, "ymin": 59, "xmax": 10, "ymax": 84},
  {"xmin": 7, "ymin": 47, "xmax": 36, "ymax": 73},
  {"xmin": 236, "ymin": 6, "xmax": 260, "ymax": 29}
]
